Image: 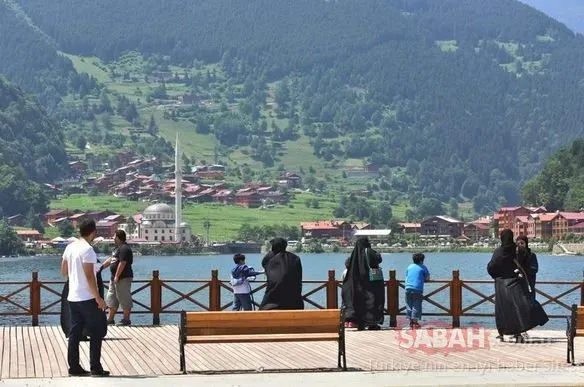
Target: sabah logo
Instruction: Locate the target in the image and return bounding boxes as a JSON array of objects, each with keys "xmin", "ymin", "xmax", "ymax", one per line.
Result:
[{"xmin": 395, "ymin": 318, "xmax": 491, "ymax": 355}]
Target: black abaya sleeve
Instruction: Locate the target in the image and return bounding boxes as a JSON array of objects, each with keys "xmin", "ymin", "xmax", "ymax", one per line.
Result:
[{"xmin": 487, "ymin": 250, "xmax": 502, "ymax": 279}]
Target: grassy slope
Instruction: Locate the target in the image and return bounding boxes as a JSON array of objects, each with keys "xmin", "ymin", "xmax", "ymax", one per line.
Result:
[{"xmin": 50, "ymin": 193, "xmax": 339, "ymax": 240}]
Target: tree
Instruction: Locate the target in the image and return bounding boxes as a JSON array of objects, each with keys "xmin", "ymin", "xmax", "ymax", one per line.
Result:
[
  {"xmin": 378, "ymin": 203, "xmax": 393, "ymax": 225},
  {"xmin": 27, "ymin": 209, "xmax": 44, "ymax": 234},
  {"xmin": 0, "ymin": 220, "xmax": 23, "ymax": 255},
  {"xmin": 76, "ymin": 136, "xmax": 87, "ymax": 151},
  {"xmin": 148, "ymin": 115, "xmax": 159, "ymax": 135},
  {"xmin": 203, "ymin": 219, "xmax": 211, "ymax": 245},
  {"xmin": 126, "ymin": 216, "xmax": 136, "ymax": 236},
  {"xmin": 58, "ymin": 220, "xmax": 74, "ymax": 237}
]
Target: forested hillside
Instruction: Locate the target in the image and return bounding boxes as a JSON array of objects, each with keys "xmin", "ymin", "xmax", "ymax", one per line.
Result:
[
  {"xmin": 520, "ymin": 0, "xmax": 584, "ymax": 33},
  {"xmin": 0, "ymin": 77, "xmax": 68, "ymax": 216},
  {"xmin": 0, "ymin": 1, "xmax": 98, "ymax": 110},
  {"xmin": 6, "ymin": 0, "xmax": 584, "ymax": 215},
  {"xmin": 521, "ymin": 138, "xmax": 584, "ymax": 212}
]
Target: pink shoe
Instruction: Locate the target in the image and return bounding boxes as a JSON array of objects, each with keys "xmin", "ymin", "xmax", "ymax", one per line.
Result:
[{"xmin": 344, "ymin": 322, "xmax": 356, "ymax": 328}]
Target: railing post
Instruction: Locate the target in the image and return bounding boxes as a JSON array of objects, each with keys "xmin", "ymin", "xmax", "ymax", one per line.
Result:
[
  {"xmin": 151, "ymin": 270, "xmax": 161, "ymax": 325},
  {"xmin": 326, "ymin": 270, "xmax": 338, "ymax": 309},
  {"xmin": 581, "ymin": 270, "xmax": 584, "ymax": 306},
  {"xmin": 30, "ymin": 272, "xmax": 40, "ymax": 326},
  {"xmin": 388, "ymin": 270, "xmax": 398, "ymax": 328},
  {"xmin": 450, "ymin": 270, "xmax": 462, "ymax": 328},
  {"xmin": 209, "ymin": 270, "xmax": 221, "ymax": 311}
]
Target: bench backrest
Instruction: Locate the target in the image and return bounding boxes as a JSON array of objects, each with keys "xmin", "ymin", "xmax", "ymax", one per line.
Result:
[
  {"xmin": 182, "ymin": 309, "xmax": 342, "ymax": 336},
  {"xmin": 576, "ymin": 306, "xmax": 584, "ymax": 331}
]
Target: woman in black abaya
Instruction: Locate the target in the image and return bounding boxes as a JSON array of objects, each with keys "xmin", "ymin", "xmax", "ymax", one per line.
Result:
[
  {"xmin": 487, "ymin": 229, "xmax": 548, "ymax": 342},
  {"xmin": 342, "ymin": 237, "xmax": 385, "ymax": 330},
  {"xmin": 259, "ymin": 238, "xmax": 304, "ymax": 310}
]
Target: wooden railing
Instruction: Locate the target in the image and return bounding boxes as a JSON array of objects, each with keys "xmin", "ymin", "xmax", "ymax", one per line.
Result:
[{"xmin": 0, "ymin": 270, "xmax": 582, "ymax": 327}]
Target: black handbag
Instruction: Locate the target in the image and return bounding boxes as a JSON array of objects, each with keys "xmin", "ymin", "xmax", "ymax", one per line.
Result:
[{"xmin": 366, "ymin": 248, "xmax": 383, "ymax": 282}]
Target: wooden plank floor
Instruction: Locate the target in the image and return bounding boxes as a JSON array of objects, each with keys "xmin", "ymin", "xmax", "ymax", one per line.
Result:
[{"xmin": 0, "ymin": 325, "xmax": 581, "ymax": 378}]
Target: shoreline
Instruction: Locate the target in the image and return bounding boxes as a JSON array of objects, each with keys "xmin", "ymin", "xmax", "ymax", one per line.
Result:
[{"xmin": 7, "ymin": 246, "xmax": 580, "ymax": 258}]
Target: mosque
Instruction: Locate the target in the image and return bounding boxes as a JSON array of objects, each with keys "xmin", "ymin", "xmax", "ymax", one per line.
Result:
[
  {"xmin": 130, "ymin": 134, "xmax": 193, "ymax": 243},
  {"xmin": 138, "ymin": 203, "xmax": 192, "ymax": 243}
]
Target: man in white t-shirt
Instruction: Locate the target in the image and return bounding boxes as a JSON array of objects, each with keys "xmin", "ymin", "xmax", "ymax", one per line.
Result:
[{"xmin": 61, "ymin": 219, "xmax": 109, "ymax": 377}]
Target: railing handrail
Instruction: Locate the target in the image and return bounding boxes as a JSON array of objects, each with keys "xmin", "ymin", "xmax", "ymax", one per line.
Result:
[{"xmin": 0, "ymin": 269, "xmax": 581, "ymax": 327}]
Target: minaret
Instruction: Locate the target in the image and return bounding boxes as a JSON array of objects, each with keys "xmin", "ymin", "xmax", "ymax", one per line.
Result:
[{"xmin": 174, "ymin": 133, "xmax": 182, "ymax": 242}]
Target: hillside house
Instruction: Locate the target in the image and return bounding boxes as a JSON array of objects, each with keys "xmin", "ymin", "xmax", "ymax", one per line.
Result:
[
  {"xmin": 493, "ymin": 206, "xmax": 547, "ymax": 236},
  {"xmin": 69, "ymin": 161, "xmax": 88, "ymax": 175},
  {"xmin": 279, "ymin": 172, "xmax": 302, "ymax": 188},
  {"xmin": 7, "ymin": 214, "xmax": 26, "ymax": 227},
  {"xmin": 300, "ymin": 221, "xmax": 353, "ymax": 240},
  {"xmin": 397, "ymin": 223, "xmax": 421, "ymax": 234},
  {"xmin": 212, "ymin": 190, "xmax": 234, "ymax": 204},
  {"xmin": 44, "ymin": 210, "xmax": 74, "ymax": 225},
  {"xmin": 68, "ymin": 213, "xmax": 88, "ymax": 228},
  {"xmin": 463, "ymin": 223, "xmax": 490, "ymax": 241},
  {"xmin": 16, "ymin": 230, "xmax": 43, "ymax": 241},
  {"xmin": 235, "ymin": 191, "xmax": 262, "ymax": 208},
  {"xmin": 420, "ymin": 216, "xmax": 464, "ymax": 238}
]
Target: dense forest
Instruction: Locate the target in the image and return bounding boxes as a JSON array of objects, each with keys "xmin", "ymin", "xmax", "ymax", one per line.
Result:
[
  {"xmin": 0, "ymin": 1, "xmax": 99, "ymax": 111},
  {"xmin": 0, "ymin": 77, "xmax": 67, "ymax": 216},
  {"xmin": 521, "ymin": 138, "xmax": 584, "ymax": 212},
  {"xmin": 4, "ymin": 0, "xmax": 584, "ymax": 215}
]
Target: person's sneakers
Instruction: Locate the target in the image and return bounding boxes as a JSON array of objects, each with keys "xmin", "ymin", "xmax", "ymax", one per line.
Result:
[
  {"xmin": 91, "ymin": 369, "xmax": 110, "ymax": 377},
  {"xmin": 107, "ymin": 320, "xmax": 115, "ymax": 325},
  {"xmin": 117, "ymin": 319, "xmax": 131, "ymax": 326},
  {"xmin": 68, "ymin": 368, "xmax": 90, "ymax": 377}
]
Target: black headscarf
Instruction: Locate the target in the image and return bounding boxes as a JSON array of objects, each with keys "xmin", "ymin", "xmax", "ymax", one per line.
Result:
[
  {"xmin": 500, "ymin": 229, "xmax": 516, "ymax": 250},
  {"xmin": 488, "ymin": 229, "xmax": 517, "ymax": 279},
  {"xmin": 259, "ymin": 237, "xmax": 303, "ymax": 310},
  {"xmin": 271, "ymin": 237, "xmax": 287, "ymax": 254}
]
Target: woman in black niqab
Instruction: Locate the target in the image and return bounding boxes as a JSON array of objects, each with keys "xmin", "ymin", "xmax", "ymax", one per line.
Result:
[
  {"xmin": 341, "ymin": 237, "xmax": 385, "ymax": 330},
  {"xmin": 259, "ymin": 237, "xmax": 304, "ymax": 310},
  {"xmin": 487, "ymin": 229, "xmax": 548, "ymax": 342}
]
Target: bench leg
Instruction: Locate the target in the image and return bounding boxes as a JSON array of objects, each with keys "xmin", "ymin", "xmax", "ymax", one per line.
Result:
[
  {"xmin": 338, "ymin": 337, "xmax": 347, "ymax": 371},
  {"xmin": 571, "ymin": 337, "xmax": 575, "ymax": 365},
  {"xmin": 180, "ymin": 342, "xmax": 186, "ymax": 374}
]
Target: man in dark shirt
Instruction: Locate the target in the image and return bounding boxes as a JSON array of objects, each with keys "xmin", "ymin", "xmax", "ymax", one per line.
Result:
[{"xmin": 101, "ymin": 230, "xmax": 134, "ymax": 326}]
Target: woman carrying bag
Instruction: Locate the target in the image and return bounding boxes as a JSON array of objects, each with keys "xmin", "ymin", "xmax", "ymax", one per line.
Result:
[
  {"xmin": 487, "ymin": 229, "xmax": 548, "ymax": 342},
  {"xmin": 341, "ymin": 237, "xmax": 385, "ymax": 330}
]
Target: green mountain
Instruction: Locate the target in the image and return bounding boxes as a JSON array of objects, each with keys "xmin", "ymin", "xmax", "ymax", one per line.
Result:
[
  {"xmin": 0, "ymin": 1, "xmax": 100, "ymax": 111},
  {"xmin": 520, "ymin": 0, "xmax": 584, "ymax": 33},
  {"xmin": 0, "ymin": 77, "xmax": 68, "ymax": 216},
  {"xmin": 4, "ymin": 0, "xmax": 584, "ymax": 215},
  {"xmin": 521, "ymin": 138, "xmax": 584, "ymax": 212}
]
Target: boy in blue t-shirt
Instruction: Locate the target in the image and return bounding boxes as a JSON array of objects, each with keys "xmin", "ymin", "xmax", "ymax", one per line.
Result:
[
  {"xmin": 405, "ymin": 253, "xmax": 430, "ymax": 329},
  {"xmin": 230, "ymin": 253, "xmax": 264, "ymax": 311}
]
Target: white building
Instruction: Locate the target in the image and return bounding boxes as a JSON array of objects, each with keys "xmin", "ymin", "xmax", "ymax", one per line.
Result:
[{"xmin": 138, "ymin": 203, "xmax": 192, "ymax": 243}]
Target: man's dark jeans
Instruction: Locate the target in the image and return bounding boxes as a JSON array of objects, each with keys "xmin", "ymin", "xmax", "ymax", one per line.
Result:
[{"xmin": 68, "ymin": 299, "xmax": 107, "ymax": 372}]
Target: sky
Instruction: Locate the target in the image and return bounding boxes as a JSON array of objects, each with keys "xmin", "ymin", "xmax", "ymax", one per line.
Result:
[{"xmin": 519, "ymin": 0, "xmax": 584, "ymax": 33}]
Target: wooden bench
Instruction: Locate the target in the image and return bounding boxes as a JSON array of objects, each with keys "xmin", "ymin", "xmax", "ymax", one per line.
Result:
[
  {"xmin": 567, "ymin": 304, "xmax": 584, "ymax": 364},
  {"xmin": 179, "ymin": 309, "xmax": 346, "ymax": 373}
]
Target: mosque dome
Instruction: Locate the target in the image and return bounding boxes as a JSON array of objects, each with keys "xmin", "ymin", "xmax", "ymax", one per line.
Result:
[{"xmin": 143, "ymin": 203, "xmax": 174, "ymax": 220}]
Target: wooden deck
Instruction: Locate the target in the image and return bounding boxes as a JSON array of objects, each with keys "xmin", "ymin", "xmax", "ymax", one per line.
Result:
[{"xmin": 0, "ymin": 326, "xmax": 581, "ymax": 378}]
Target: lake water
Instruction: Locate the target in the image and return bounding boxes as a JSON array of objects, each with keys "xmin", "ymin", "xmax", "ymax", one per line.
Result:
[{"xmin": 1, "ymin": 252, "xmax": 582, "ymax": 329}]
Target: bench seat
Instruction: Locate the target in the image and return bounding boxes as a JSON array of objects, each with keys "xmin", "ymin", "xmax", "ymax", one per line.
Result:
[{"xmin": 186, "ymin": 332, "xmax": 340, "ymax": 344}]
